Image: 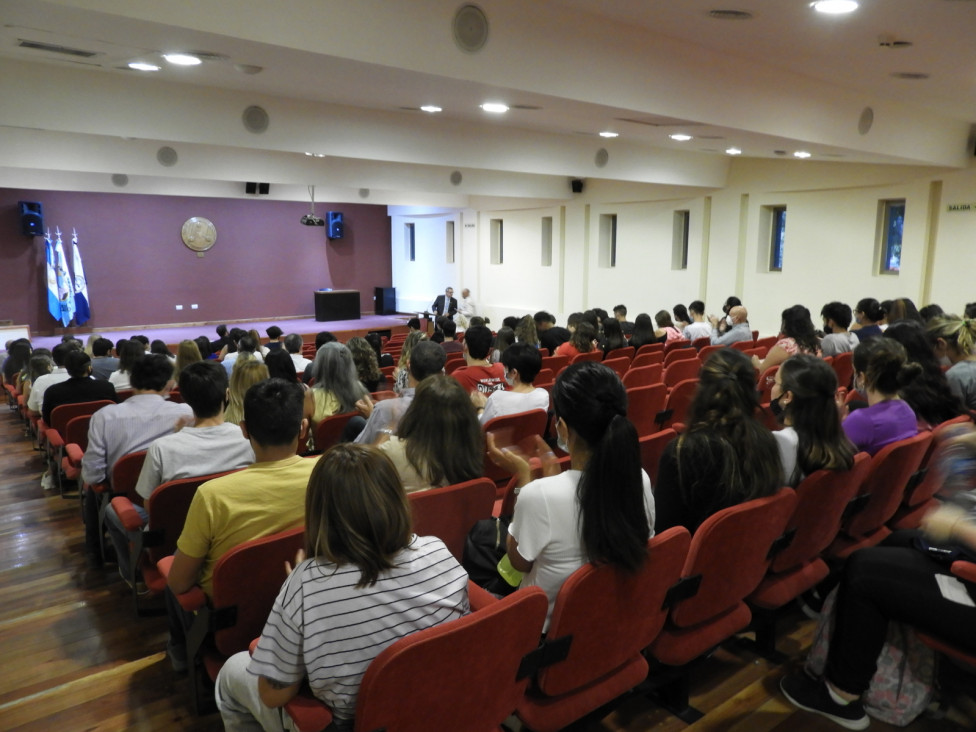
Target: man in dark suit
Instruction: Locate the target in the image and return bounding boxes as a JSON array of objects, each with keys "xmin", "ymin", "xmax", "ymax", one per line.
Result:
[{"xmin": 431, "ymin": 287, "xmax": 457, "ymax": 319}]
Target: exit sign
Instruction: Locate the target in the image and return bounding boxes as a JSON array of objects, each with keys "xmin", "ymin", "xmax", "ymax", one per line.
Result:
[{"xmin": 946, "ymin": 203, "xmax": 976, "ymax": 212}]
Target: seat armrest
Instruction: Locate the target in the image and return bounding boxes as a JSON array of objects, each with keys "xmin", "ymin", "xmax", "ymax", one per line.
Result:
[
  {"xmin": 951, "ymin": 560, "xmax": 976, "ymax": 585},
  {"xmin": 156, "ymin": 555, "xmax": 208, "ymax": 612},
  {"xmin": 46, "ymin": 430, "xmax": 65, "ymax": 450},
  {"xmin": 110, "ymin": 496, "xmax": 145, "ymax": 532},
  {"xmin": 249, "ymin": 637, "xmax": 260, "ymax": 656},
  {"xmin": 468, "ymin": 581, "xmax": 500, "ymax": 611},
  {"xmin": 65, "ymin": 443, "xmax": 85, "ymax": 466},
  {"xmin": 285, "ymin": 694, "xmax": 334, "ymax": 732}
]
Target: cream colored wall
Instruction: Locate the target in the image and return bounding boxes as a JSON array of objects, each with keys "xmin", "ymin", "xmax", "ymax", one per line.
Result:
[{"xmin": 391, "ymin": 159, "xmax": 976, "ymax": 336}]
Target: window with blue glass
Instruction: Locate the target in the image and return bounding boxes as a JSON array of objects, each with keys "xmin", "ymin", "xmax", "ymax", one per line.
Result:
[
  {"xmin": 769, "ymin": 206, "xmax": 787, "ymax": 271},
  {"xmin": 880, "ymin": 200, "xmax": 905, "ymax": 274}
]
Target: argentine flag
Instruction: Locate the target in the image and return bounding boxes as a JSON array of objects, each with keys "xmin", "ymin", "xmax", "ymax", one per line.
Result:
[
  {"xmin": 54, "ymin": 231, "xmax": 75, "ymax": 326},
  {"xmin": 71, "ymin": 231, "xmax": 91, "ymax": 325},
  {"xmin": 44, "ymin": 232, "xmax": 60, "ymax": 322}
]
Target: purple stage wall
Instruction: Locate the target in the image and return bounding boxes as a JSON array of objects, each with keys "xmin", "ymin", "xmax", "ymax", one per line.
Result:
[{"xmin": 0, "ymin": 188, "xmax": 392, "ymax": 335}]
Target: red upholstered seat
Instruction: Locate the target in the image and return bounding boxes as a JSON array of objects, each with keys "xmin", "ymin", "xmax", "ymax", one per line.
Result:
[
  {"xmin": 630, "ymin": 351, "xmax": 664, "ymax": 369},
  {"xmin": 515, "ymin": 529, "xmax": 691, "ymax": 732},
  {"xmin": 59, "ymin": 414, "xmax": 94, "ymax": 488},
  {"xmin": 602, "ymin": 356, "xmax": 630, "ymax": 378},
  {"xmin": 625, "ymin": 383, "xmax": 667, "ymax": 438},
  {"xmin": 757, "ymin": 365, "xmax": 779, "ymax": 404},
  {"xmin": 829, "ymin": 350, "xmax": 855, "ymax": 391},
  {"xmin": 663, "ymin": 358, "xmax": 701, "ymax": 389},
  {"xmin": 639, "ymin": 428, "xmax": 677, "ymax": 484},
  {"xmin": 635, "ymin": 343, "xmax": 664, "ymax": 357},
  {"xmin": 482, "ymin": 409, "xmax": 548, "ymax": 490},
  {"xmin": 408, "ymin": 477, "xmax": 495, "ymax": 562},
  {"xmin": 663, "ymin": 346, "xmax": 697, "ymax": 367},
  {"xmin": 621, "ymin": 364, "xmax": 663, "ymax": 389},
  {"xmin": 311, "ymin": 410, "xmax": 357, "ymax": 454},
  {"xmin": 656, "ymin": 378, "xmax": 698, "ymax": 431},
  {"xmin": 570, "ymin": 350, "xmax": 603, "ymax": 365},
  {"xmin": 663, "ymin": 339, "xmax": 692, "ymax": 357}
]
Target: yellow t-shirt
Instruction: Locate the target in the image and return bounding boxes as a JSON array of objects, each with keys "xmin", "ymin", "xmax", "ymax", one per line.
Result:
[{"xmin": 177, "ymin": 454, "xmax": 317, "ymax": 597}]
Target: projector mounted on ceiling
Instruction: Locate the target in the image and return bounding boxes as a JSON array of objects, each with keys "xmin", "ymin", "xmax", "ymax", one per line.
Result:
[{"xmin": 301, "ymin": 184, "xmax": 325, "ymax": 226}]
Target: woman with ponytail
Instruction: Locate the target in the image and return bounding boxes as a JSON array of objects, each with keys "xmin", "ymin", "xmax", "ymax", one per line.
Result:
[
  {"xmin": 842, "ymin": 337, "xmax": 919, "ymax": 455},
  {"xmin": 929, "ymin": 315, "xmax": 976, "ymax": 410},
  {"xmin": 488, "ymin": 361, "xmax": 654, "ymax": 625},
  {"xmin": 770, "ymin": 355, "xmax": 856, "ymax": 486},
  {"xmin": 655, "ymin": 348, "xmax": 782, "ymax": 533}
]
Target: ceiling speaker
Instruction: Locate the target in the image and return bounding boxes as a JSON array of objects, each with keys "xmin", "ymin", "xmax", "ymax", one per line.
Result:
[
  {"xmin": 359, "ymin": 188, "xmax": 370, "ymax": 199},
  {"xmin": 858, "ymin": 107, "xmax": 874, "ymax": 136},
  {"xmin": 242, "ymin": 105, "xmax": 270, "ymax": 134},
  {"xmin": 156, "ymin": 146, "xmax": 178, "ymax": 167},
  {"xmin": 111, "ymin": 173, "xmax": 129, "ymax": 187},
  {"xmin": 450, "ymin": 170, "xmax": 463, "ymax": 186},
  {"xmin": 453, "ymin": 4, "xmax": 489, "ymax": 53},
  {"xmin": 595, "ymin": 148, "xmax": 609, "ymax": 168}
]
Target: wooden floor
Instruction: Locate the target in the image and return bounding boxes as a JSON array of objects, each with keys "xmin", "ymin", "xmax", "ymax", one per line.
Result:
[{"xmin": 0, "ymin": 403, "xmax": 973, "ymax": 731}]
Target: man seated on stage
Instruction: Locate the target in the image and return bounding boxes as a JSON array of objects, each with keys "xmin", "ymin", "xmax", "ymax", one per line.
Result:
[
  {"xmin": 456, "ymin": 288, "xmax": 476, "ymax": 329},
  {"xmin": 104, "ymin": 360, "xmax": 255, "ymax": 583},
  {"xmin": 284, "ymin": 333, "xmax": 311, "ymax": 374},
  {"xmin": 164, "ymin": 378, "xmax": 313, "ymax": 672},
  {"xmin": 452, "ymin": 325, "xmax": 506, "ymax": 395},
  {"xmin": 81, "ymin": 354, "xmax": 193, "ymax": 562},
  {"xmin": 355, "ymin": 341, "xmax": 445, "ymax": 444},
  {"xmin": 90, "ymin": 338, "xmax": 120, "ymax": 380},
  {"xmin": 431, "ymin": 286, "xmax": 457, "ymax": 320}
]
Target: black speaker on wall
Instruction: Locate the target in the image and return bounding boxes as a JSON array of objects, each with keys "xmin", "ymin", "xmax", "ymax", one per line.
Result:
[
  {"xmin": 245, "ymin": 182, "xmax": 271, "ymax": 195},
  {"xmin": 19, "ymin": 201, "xmax": 43, "ymax": 237},
  {"xmin": 570, "ymin": 179, "xmax": 585, "ymax": 194},
  {"xmin": 327, "ymin": 211, "xmax": 344, "ymax": 239}
]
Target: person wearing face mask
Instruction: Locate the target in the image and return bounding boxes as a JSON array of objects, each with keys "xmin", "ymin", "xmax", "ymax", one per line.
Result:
[
  {"xmin": 486, "ymin": 362, "xmax": 655, "ymax": 627},
  {"xmin": 820, "ymin": 301, "xmax": 859, "ymax": 357},
  {"xmin": 769, "ymin": 355, "xmax": 856, "ymax": 487},
  {"xmin": 471, "ymin": 343, "xmax": 549, "ymax": 424},
  {"xmin": 708, "ymin": 305, "xmax": 753, "ymax": 346},
  {"xmin": 716, "ymin": 295, "xmax": 742, "ymax": 334}
]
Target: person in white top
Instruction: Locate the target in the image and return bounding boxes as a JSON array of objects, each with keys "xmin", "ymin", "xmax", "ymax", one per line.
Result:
[
  {"xmin": 471, "ymin": 343, "xmax": 549, "ymax": 424},
  {"xmin": 283, "ymin": 333, "xmax": 312, "ymax": 374},
  {"xmin": 455, "ymin": 288, "xmax": 477, "ymax": 330},
  {"xmin": 682, "ymin": 300, "xmax": 713, "ymax": 342},
  {"xmin": 26, "ymin": 341, "xmax": 77, "ymax": 416},
  {"xmin": 820, "ymin": 301, "xmax": 860, "ymax": 357},
  {"xmin": 488, "ymin": 361, "xmax": 655, "ymax": 628}
]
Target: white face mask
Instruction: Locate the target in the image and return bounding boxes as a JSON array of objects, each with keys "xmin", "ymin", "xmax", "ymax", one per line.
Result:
[
  {"xmin": 504, "ymin": 369, "xmax": 515, "ymax": 387},
  {"xmin": 556, "ymin": 419, "xmax": 569, "ymax": 453},
  {"xmin": 726, "ymin": 314, "xmax": 735, "ymax": 327}
]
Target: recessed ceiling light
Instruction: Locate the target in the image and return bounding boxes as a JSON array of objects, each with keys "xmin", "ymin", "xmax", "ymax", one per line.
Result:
[
  {"xmin": 163, "ymin": 53, "xmax": 202, "ymax": 66},
  {"xmin": 599, "ymin": 131, "xmax": 619, "ymax": 138},
  {"xmin": 794, "ymin": 151, "xmax": 812, "ymax": 158},
  {"xmin": 725, "ymin": 147, "xmax": 742, "ymax": 155},
  {"xmin": 891, "ymin": 71, "xmax": 930, "ymax": 80},
  {"xmin": 811, "ymin": 0, "xmax": 859, "ymax": 14},
  {"xmin": 127, "ymin": 62, "xmax": 160, "ymax": 72},
  {"xmin": 669, "ymin": 133, "xmax": 693, "ymax": 142},
  {"xmin": 420, "ymin": 105, "xmax": 442, "ymax": 113},
  {"xmin": 480, "ymin": 102, "xmax": 509, "ymax": 114}
]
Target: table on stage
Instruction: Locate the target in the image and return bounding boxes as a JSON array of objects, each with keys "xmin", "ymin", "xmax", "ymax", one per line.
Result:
[{"xmin": 314, "ymin": 290, "xmax": 361, "ymax": 321}]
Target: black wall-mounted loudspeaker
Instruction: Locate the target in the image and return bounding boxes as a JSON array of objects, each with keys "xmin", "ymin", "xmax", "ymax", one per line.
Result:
[
  {"xmin": 327, "ymin": 211, "xmax": 344, "ymax": 239},
  {"xmin": 19, "ymin": 201, "xmax": 43, "ymax": 237},
  {"xmin": 245, "ymin": 182, "xmax": 271, "ymax": 194},
  {"xmin": 259, "ymin": 182, "xmax": 270, "ymax": 194},
  {"xmin": 571, "ymin": 178, "xmax": 584, "ymax": 194}
]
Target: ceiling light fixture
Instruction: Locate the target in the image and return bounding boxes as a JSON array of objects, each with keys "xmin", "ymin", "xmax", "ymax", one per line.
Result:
[
  {"xmin": 669, "ymin": 133, "xmax": 693, "ymax": 142},
  {"xmin": 599, "ymin": 131, "xmax": 619, "ymax": 138},
  {"xmin": 163, "ymin": 53, "xmax": 202, "ymax": 66},
  {"xmin": 794, "ymin": 151, "xmax": 812, "ymax": 158},
  {"xmin": 811, "ymin": 0, "xmax": 859, "ymax": 14},
  {"xmin": 420, "ymin": 105, "xmax": 443, "ymax": 113},
  {"xmin": 725, "ymin": 147, "xmax": 742, "ymax": 155},
  {"xmin": 480, "ymin": 102, "xmax": 509, "ymax": 114},
  {"xmin": 127, "ymin": 62, "xmax": 160, "ymax": 72}
]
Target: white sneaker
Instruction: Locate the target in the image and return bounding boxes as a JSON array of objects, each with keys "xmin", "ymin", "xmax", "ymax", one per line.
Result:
[{"xmin": 41, "ymin": 472, "xmax": 56, "ymax": 491}]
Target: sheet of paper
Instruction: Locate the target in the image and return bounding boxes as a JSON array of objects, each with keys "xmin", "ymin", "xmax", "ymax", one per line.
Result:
[{"xmin": 935, "ymin": 574, "xmax": 976, "ymax": 607}]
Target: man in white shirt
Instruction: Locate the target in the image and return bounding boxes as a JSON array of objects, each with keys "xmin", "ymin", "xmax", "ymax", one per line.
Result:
[
  {"xmin": 456, "ymin": 288, "xmax": 477, "ymax": 330},
  {"xmin": 683, "ymin": 300, "xmax": 712, "ymax": 341},
  {"xmin": 27, "ymin": 341, "xmax": 79, "ymax": 417},
  {"xmin": 284, "ymin": 333, "xmax": 312, "ymax": 373}
]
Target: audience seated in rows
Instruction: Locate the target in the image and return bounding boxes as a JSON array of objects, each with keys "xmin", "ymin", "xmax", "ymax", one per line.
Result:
[
  {"xmin": 820, "ymin": 301, "xmax": 859, "ymax": 357},
  {"xmin": 27, "ymin": 341, "xmax": 78, "ymax": 417},
  {"xmin": 613, "ymin": 304, "xmax": 634, "ymax": 337},
  {"xmin": 346, "ymin": 336, "xmax": 385, "ymax": 393},
  {"xmin": 472, "ymin": 343, "xmax": 549, "ymax": 424},
  {"xmin": 453, "ymin": 325, "xmax": 506, "ymax": 394},
  {"xmin": 535, "ymin": 310, "xmax": 571, "ymax": 353},
  {"xmin": 514, "ymin": 315, "xmax": 540, "ymax": 349},
  {"xmin": 754, "ymin": 304, "xmax": 822, "ymax": 372},
  {"xmin": 883, "ymin": 321, "xmax": 964, "ymax": 428},
  {"xmin": 683, "ymin": 300, "xmax": 711, "ymax": 341},
  {"xmin": 654, "ymin": 310, "xmax": 684, "ymax": 343},
  {"xmin": 850, "ymin": 298, "xmax": 885, "ymax": 341},
  {"xmin": 90, "ymin": 337, "xmax": 120, "ymax": 380},
  {"xmin": 173, "ymin": 340, "xmax": 203, "ymax": 381},
  {"xmin": 554, "ymin": 322, "xmax": 598, "ymax": 359},
  {"xmin": 709, "ymin": 305, "xmax": 753, "ymax": 347},
  {"xmin": 110, "ymin": 340, "xmax": 144, "ymax": 391},
  {"xmin": 304, "ymin": 342, "xmax": 370, "ymax": 442},
  {"xmin": 284, "ymin": 333, "xmax": 311, "ymax": 374},
  {"xmin": 930, "ymin": 315, "xmax": 976, "ymax": 410},
  {"xmin": 225, "ymin": 360, "xmax": 268, "ymax": 427},
  {"xmin": 392, "ymin": 330, "xmax": 426, "ymax": 393}
]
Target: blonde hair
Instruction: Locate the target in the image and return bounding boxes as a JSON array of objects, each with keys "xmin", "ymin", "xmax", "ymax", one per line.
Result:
[
  {"xmin": 397, "ymin": 330, "xmax": 427, "ymax": 372},
  {"xmin": 225, "ymin": 360, "xmax": 269, "ymax": 425},
  {"xmin": 928, "ymin": 315, "xmax": 976, "ymax": 358},
  {"xmin": 174, "ymin": 339, "xmax": 202, "ymax": 381}
]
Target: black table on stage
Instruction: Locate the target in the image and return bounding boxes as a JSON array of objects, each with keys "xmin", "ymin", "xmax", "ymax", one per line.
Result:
[{"xmin": 314, "ymin": 290, "xmax": 361, "ymax": 321}]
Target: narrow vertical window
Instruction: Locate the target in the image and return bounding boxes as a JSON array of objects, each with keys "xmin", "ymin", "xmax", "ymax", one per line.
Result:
[
  {"xmin": 672, "ymin": 210, "xmax": 690, "ymax": 270},
  {"xmin": 490, "ymin": 218, "xmax": 503, "ymax": 264},
  {"xmin": 599, "ymin": 213, "xmax": 617, "ymax": 268},
  {"xmin": 445, "ymin": 221, "xmax": 455, "ymax": 264},
  {"xmin": 541, "ymin": 216, "xmax": 553, "ymax": 267},
  {"xmin": 879, "ymin": 200, "xmax": 905, "ymax": 274},
  {"xmin": 768, "ymin": 205, "xmax": 786, "ymax": 272},
  {"xmin": 405, "ymin": 223, "xmax": 415, "ymax": 261}
]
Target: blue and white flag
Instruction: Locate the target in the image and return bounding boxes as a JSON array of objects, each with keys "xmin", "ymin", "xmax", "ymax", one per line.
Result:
[
  {"xmin": 54, "ymin": 230, "xmax": 75, "ymax": 326},
  {"xmin": 71, "ymin": 230, "xmax": 91, "ymax": 325},
  {"xmin": 44, "ymin": 231, "xmax": 60, "ymax": 322}
]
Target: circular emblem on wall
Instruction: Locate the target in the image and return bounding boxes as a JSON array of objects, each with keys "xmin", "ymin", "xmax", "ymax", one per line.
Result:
[{"xmin": 181, "ymin": 217, "xmax": 217, "ymax": 252}]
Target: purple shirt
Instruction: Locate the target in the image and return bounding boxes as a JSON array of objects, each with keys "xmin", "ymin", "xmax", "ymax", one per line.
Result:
[{"xmin": 842, "ymin": 399, "xmax": 918, "ymax": 456}]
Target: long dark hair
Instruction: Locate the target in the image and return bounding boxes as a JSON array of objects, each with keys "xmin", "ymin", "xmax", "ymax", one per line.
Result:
[
  {"xmin": 682, "ymin": 349, "xmax": 782, "ymax": 505},
  {"xmin": 629, "ymin": 313, "xmax": 657, "ymax": 348},
  {"xmin": 778, "ymin": 355, "xmax": 855, "ymax": 485},
  {"xmin": 552, "ymin": 362, "xmax": 648, "ymax": 572},
  {"xmin": 396, "ymin": 375, "xmax": 483, "ymax": 486},
  {"xmin": 601, "ymin": 318, "xmax": 627, "ymax": 353},
  {"xmin": 780, "ymin": 304, "xmax": 820, "ymax": 354},
  {"xmin": 569, "ymin": 322, "xmax": 596, "ymax": 353},
  {"xmin": 882, "ymin": 322, "xmax": 962, "ymax": 425}
]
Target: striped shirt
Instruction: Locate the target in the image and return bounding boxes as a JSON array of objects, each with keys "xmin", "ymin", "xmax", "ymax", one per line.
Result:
[
  {"xmin": 248, "ymin": 535, "xmax": 469, "ymax": 722},
  {"xmin": 81, "ymin": 394, "xmax": 192, "ymax": 485}
]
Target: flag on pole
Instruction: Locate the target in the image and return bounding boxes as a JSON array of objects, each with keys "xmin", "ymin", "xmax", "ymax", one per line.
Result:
[
  {"xmin": 71, "ymin": 230, "xmax": 91, "ymax": 325},
  {"xmin": 44, "ymin": 231, "xmax": 60, "ymax": 322},
  {"xmin": 54, "ymin": 229, "xmax": 75, "ymax": 326}
]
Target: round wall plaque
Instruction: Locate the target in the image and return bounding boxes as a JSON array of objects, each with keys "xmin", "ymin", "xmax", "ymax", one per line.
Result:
[{"xmin": 181, "ymin": 217, "xmax": 217, "ymax": 252}]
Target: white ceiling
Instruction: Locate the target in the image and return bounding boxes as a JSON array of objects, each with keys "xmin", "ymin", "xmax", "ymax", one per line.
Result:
[{"xmin": 0, "ymin": 0, "xmax": 973, "ymax": 205}]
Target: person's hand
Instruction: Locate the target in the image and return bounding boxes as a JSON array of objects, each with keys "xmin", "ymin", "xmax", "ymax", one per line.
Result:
[
  {"xmin": 531, "ymin": 435, "xmax": 560, "ymax": 477},
  {"xmin": 355, "ymin": 396, "xmax": 373, "ymax": 419},
  {"xmin": 470, "ymin": 391, "xmax": 488, "ymax": 409},
  {"xmin": 751, "ymin": 355, "xmax": 761, "ymax": 370},
  {"xmin": 921, "ymin": 503, "xmax": 968, "ymax": 545},
  {"xmin": 285, "ymin": 548, "xmax": 306, "ymax": 576},
  {"xmin": 486, "ymin": 432, "xmax": 532, "ymax": 486},
  {"xmin": 708, "ymin": 315, "xmax": 719, "ymax": 328}
]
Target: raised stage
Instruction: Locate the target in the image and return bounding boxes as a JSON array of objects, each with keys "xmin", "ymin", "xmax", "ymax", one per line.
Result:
[{"xmin": 32, "ymin": 314, "xmax": 414, "ymax": 351}]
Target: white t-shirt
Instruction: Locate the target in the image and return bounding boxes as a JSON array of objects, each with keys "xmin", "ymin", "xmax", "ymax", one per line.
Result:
[
  {"xmin": 27, "ymin": 368, "xmax": 69, "ymax": 413},
  {"xmin": 773, "ymin": 425, "xmax": 799, "ymax": 486},
  {"xmin": 479, "ymin": 387, "xmax": 550, "ymax": 424},
  {"xmin": 683, "ymin": 321, "xmax": 712, "ymax": 341},
  {"xmin": 509, "ymin": 468, "xmax": 655, "ymax": 628},
  {"xmin": 108, "ymin": 369, "xmax": 132, "ymax": 391}
]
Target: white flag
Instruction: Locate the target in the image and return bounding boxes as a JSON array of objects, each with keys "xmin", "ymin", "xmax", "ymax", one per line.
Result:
[{"xmin": 54, "ymin": 230, "xmax": 75, "ymax": 326}]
